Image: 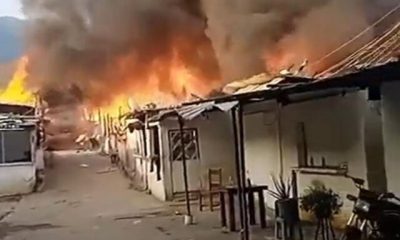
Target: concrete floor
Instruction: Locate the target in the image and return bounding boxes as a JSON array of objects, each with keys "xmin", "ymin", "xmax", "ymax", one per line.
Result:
[{"xmin": 0, "ymin": 152, "xmax": 321, "ymax": 240}]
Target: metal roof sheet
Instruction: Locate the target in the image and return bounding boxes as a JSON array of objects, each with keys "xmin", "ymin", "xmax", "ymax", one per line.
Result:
[
  {"xmin": 148, "ymin": 101, "xmax": 238, "ymax": 122},
  {"xmin": 318, "ymin": 21, "xmax": 400, "ymax": 78}
]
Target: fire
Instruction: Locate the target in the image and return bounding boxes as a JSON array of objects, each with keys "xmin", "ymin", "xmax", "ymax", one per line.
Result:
[
  {"xmin": 0, "ymin": 57, "xmax": 35, "ymax": 106},
  {"xmin": 91, "ymin": 49, "xmax": 220, "ymax": 118},
  {"xmin": 95, "ymin": 95, "xmax": 132, "ymax": 119}
]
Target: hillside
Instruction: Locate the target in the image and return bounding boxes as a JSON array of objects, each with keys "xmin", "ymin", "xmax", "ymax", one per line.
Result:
[{"xmin": 0, "ymin": 16, "xmax": 24, "ymax": 62}]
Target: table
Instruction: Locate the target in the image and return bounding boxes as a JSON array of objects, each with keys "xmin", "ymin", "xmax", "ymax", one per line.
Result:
[{"xmin": 219, "ymin": 185, "xmax": 268, "ymax": 232}]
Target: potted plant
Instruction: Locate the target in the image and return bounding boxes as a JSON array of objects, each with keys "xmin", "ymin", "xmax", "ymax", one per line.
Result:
[
  {"xmin": 268, "ymin": 174, "xmax": 299, "ymax": 223},
  {"xmin": 300, "ymin": 180, "xmax": 343, "ymax": 220}
]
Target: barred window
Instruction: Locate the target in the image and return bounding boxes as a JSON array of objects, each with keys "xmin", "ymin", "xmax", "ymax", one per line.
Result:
[
  {"xmin": 168, "ymin": 128, "xmax": 199, "ymax": 161},
  {"xmin": 0, "ymin": 130, "xmax": 32, "ymax": 164}
]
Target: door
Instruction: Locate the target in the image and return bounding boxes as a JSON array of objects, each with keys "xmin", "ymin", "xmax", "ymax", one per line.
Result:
[{"xmin": 168, "ymin": 128, "xmax": 201, "ymax": 194}]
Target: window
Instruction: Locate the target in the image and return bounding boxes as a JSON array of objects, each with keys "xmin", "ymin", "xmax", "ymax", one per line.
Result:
[
  {"xmin": 149, "ymin": 127, "xmax": 161, "ymax": 181},
  {"xmin": 150, "ymin": 127, "xmax": 160, "ymax": 157},
  {"xmin": 168, "ymin": 128, "xmax": 199, "ymax": 161},
  {"xmin": 0, "ymin": 130, "xmax": 32, "ymax": 164},
  {"xmin": 132, "ymin": 130, "xmax": 144, "ymax": 155}
]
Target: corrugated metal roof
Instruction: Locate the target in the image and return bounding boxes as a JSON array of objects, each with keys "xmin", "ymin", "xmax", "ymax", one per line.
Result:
[
  {"xmin": 223, "ymin": 73, "xmax": 288, "ymax": 95},
  {"xmin": 148, "ymin": 101, "xmax": 238, "ymax": 122}
]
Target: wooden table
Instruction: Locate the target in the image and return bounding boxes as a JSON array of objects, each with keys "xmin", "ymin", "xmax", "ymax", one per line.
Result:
[{"xmin": 219, "ymin": 185, "xmax": 268, "ymax": 232}]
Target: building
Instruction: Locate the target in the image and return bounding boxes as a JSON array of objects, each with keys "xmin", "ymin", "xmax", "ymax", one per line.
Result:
[
  {"xmin": 0, "ymin": 104, "xmax": 44, "ymax": 196},
  {"xmin": 114, "ymin": 21, "xmax": 400, "ymax": 227},
  {"xmin": 117, "ymin": 103, "xmax": 237, "ymax": 201}
]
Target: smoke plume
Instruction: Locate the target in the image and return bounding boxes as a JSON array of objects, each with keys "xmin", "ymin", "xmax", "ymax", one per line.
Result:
[
  {"xmin": 22, "ymin": 0, "xmax": 399, "ymax": 107},
  {"xmin": 203, "ymin": 0, "xmax": 399, "ymax": 79},
  {"xmin": 22, "ymin": 0, "xmax": 220, "ymax": 107}
]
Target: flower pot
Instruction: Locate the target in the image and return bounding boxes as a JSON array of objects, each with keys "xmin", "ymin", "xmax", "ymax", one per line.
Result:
[
  {"xmin": 314, "ymin": 207, "xmax": 332, "ymax": 220},
  {"xmin": 275, "ymin": 198, "xmax": 300, "ymax": 224}
]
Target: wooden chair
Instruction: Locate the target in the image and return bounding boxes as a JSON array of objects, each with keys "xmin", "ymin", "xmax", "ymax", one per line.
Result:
[{"xmin": 199, "ymin": 168, "xmax": 223, "ymax": 212}]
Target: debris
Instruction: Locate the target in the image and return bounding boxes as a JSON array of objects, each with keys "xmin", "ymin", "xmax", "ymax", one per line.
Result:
[
  {"xmin": 68, "ymin": 200, "xmax": 81, "ymax": 207},
  {"xmin": 96, "ymin": 167, "xmax": 117, "ymax": 174},
  {"xmin": 114, "ymin": 215, "xmax": 142, "ymax": 221},
  {"xmin": 221, "ymin": 227, "xmax": 230, "ymax": 234},
  {"xmin": 0, "ymin": 211, "xmax": 13, "ymax": 221},
  {"xmin": 114, "ymin": 210, "xmax": 169, "ymax": 221},
  {"xmin": 174, "ymin": 211, "xmax": 182, "ymax": 216},
  {"xmin": 0, "ymin": 195, "xmax": 22, "ymax": 203},
  {"xmin": 155, "ymin": 226, "xmax": 171, "ymax": 236},
  {"xmin": 132, "ymin": 220, "xmax": 142, "ymax": 225},
  {"xmin": 80, "ymin": 164, "xmax": 89, "ymax": 168},
  {"xmin": 54, "ymin": 199, "xmax": 67, "ymax": 205}
]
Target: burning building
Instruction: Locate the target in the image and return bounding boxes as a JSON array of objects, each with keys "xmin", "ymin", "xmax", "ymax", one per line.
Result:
[{"xmin": 13, "ymin": 0, "xmax": 398, "ymax": 112}]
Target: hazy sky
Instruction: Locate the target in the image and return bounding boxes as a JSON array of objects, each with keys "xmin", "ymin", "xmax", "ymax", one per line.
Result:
[{"xmin": 0, "ymin": 0, "xmax": 24, "ymax": 19}]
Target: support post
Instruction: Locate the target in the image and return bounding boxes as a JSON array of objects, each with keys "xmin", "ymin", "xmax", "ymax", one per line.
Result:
[
  {"xmin": 231, "ymin": 105, "xmax": 249, "ymax": 240},
  {"xmin": 237, "ymin": 104, "xmax": 250, "ymax": 240},
  {"xmin": 142, "ymin": 127, "xmax": 149, "ymax": 190},
  {"xmin": 178, "ymin": 116, "xmax": 192, "ymax": 224},
  {"xmin": 277, "ymin": 102, "xmax": 284, "ymax": 176},
  {"xmin": 231, "ymin": 108, "xmax": 244, "ymax": 234}
]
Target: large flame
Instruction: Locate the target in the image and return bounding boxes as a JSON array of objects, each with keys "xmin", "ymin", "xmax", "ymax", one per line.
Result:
[
  {"xmin": 90, "ymin": 50, "xmax": 219, "ymax": 118},
  {"xmin": 0, "ymin": 57, "xmax": 35, "ymax": 106}
]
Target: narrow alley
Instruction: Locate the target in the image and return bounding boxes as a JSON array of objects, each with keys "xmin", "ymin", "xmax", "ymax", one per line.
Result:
[{"xmin": 0, "ymin": 152, "xmax": 237, "ymax": 240}]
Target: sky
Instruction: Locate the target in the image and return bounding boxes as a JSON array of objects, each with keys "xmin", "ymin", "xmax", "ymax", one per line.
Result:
[{"xmin": 0, "ymin": 0, "xmax": 24, "ymax": 19}]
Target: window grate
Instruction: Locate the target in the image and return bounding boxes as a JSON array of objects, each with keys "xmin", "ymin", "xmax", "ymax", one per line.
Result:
[{"xmin": 168, "ymin": 128, "xmax": 199, "ymax": 161}]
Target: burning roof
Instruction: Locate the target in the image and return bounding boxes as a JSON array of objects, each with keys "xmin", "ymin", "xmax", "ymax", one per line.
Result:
[
  {"xmin": 222, "ymin": 19, "xmax": 400, "ymax": 96},
  {"xmin": 318, "ymin": 21, "xmax": 400, "ymax": 78}
]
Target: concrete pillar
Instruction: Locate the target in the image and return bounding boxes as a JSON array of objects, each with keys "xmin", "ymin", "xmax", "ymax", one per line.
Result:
[
  {"xmin": 382, "ymin": 82, "xmax": 400, "ymax": 195},
  {"xmin": 364, "ymin": 100, "xmax": 387, "ymax": 192}
]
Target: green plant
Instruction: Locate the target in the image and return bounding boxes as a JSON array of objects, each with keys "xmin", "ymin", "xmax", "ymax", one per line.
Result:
[
  {"xmin": 268, "ymin": 174, "xmax": 292, "ymax": 200},
  {"xmin": 300, "ymin": 180, "xmax": 343, "ymax": 219}
]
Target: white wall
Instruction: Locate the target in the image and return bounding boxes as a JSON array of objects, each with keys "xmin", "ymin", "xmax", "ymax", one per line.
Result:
[
  {"xmin": 124, "ymin": 129, "xmax": 146, "ymax": 187},
  {"xmin": 244, "ymin": 92, "xmax": 368, "ymax": 213},
  {"xmin": 122, "ymin": 125, "xmax": 167, "ymax": 201},
  {"xmin": 243, "ymin": 102, "xmax": 280, "ymax": 208},
  {"xmin": 382, "ymin": 81, "xmax": 400, "ymax": 196},
  {"xmin": 0, "ymin": 164, "xmax": 36, "ymax": 196},
  {"xmin": 0, "ymin": 129, "xmax": 39, "ymax": 197},
  {"xmin": 145, "ymin": 126, "xmax": 167, "ymax": 201},
  {"xmin": 160, "ymin": 111, "xmax": 236, "ymax": 199}
]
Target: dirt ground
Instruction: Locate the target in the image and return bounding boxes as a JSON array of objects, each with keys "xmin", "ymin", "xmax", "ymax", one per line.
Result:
[
  {"xmin": 0, "ymin": 152, "xmax": 321, "ymax": 240},
  {"xmin": 0, "ymin": 152, "xmax": 243, "ymax": 240}
]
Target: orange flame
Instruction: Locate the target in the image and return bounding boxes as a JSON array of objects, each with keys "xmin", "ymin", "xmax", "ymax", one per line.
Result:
[
  {"xmin": 0, "ymin": 57, "xmax": 35, "ymax": 106},
  {"xmin": 90, "ymin": 50, "xmax": 219, "ymax": 118}
]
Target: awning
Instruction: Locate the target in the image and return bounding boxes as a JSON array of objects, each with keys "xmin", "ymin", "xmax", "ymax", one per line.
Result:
[{"xmin": 149, "ymin": 100, "xmax": 238, "ymax": 122}]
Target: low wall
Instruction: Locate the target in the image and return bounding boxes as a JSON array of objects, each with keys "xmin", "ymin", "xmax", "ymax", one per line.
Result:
[{"xmin": 0, "ymin": 164, "xmax": 36, "ymax": 196}]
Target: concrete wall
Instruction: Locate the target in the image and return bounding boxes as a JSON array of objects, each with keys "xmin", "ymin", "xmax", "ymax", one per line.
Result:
[
  {"xmin": 121, "ymin": 125, "xmax": 167, "ymax": 201},
  {"xmin": 160, "ymin": 111, "xmax": 236, "ymax": 199},
  {"xmin": 382, "ymin": 81, "xmax": 400, "ymax": 196},
  {"xmin": 0, "ymin": 129, "xmax": 38, "ymax": 196},
  {"xmin": 243, "ymin": 92, "xmax": 369, "ymax": 216},
  {"xmin": 0, "ymin": 164, "xmax": 36, "ymax": 196}
]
